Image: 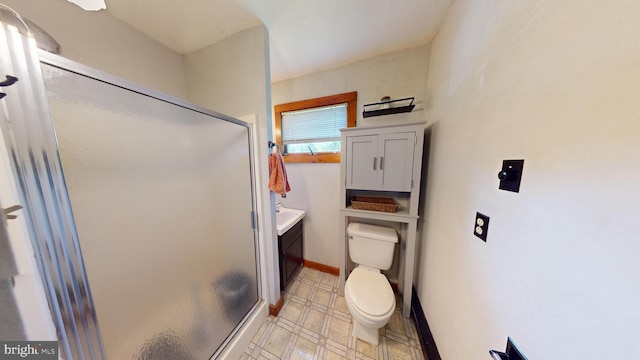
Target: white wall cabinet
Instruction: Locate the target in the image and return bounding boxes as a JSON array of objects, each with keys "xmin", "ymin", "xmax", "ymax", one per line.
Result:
[
  {"xmin": 339, "ymin": 122, "xmax": 425, "ymax": 318},
  {"xmin": 345, "ymin": 132, "xmax": 416, "ymax": 191}
]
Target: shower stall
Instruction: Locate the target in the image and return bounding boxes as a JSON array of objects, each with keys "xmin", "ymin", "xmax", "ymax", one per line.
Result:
[{"xmin": 1, "ymin": 15, "xmax": 264, "ymax": 359}]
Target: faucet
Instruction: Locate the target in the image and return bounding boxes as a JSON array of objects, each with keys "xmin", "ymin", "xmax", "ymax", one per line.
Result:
[{"xmin": 275, "ymin": 202, "xmax": 282, "ymax": 213}]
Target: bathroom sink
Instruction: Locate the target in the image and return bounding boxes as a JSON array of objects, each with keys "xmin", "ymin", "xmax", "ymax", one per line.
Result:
[{"xmin": 276, "ymin": 207, "xmax": 306, "ymax": 236}]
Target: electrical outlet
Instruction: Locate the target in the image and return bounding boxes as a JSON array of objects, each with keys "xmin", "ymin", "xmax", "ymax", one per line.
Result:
[{"xmin": 474, "ymin": 212, "xmax": 489, "ymax": 242}]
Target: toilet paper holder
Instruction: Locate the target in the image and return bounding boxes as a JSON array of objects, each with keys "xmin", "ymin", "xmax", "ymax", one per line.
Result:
[{"xmin": 489, "ymin": 337, "xmax": 527, "ymax": 360}]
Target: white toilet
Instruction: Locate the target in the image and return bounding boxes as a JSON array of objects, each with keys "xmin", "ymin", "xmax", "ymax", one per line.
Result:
[{"xmin": 344, "ymin": 222, "xmax": 398, "ymax": 345}]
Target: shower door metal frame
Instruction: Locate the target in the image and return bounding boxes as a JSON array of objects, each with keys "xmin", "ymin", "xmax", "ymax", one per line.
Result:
[{"xmin": 4, "ymin": 49, "xmax": 263, "ymax": 359}]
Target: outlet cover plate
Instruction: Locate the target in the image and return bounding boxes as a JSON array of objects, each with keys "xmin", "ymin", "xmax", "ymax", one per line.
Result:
[{"xmin": 474, "ymin": 212, "xmax": 489, "ymax": 242}]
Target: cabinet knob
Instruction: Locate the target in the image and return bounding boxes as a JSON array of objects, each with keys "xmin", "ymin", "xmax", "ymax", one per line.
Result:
[{"xmin": 373, "ymin": 157, "xmax": 377, "ymax": 170}]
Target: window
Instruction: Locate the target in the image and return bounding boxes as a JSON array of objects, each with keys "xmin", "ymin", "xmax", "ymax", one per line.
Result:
[{"xmin": 274, "ymin": 92, "xmax": 357, "ymax": 163}]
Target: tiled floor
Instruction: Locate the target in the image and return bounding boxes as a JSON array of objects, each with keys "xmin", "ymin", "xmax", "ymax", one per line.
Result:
[{"xmin": 241, "ymin": 267, "xmax": 426, "ymax": 360}]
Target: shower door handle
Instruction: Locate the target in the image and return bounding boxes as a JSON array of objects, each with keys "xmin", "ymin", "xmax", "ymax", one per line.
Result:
[
  {"xmin": 2, "ymin": 205, "xmax": 22, "ymax": 220},
  {"xmin": 0, "ymin": 75, "xmax": 18, "ymax": 87}
]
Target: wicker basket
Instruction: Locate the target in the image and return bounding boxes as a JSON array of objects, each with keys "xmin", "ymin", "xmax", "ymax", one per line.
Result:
[{"xmin": 351, "ymin": 196, "xmax": 399, "ymax": 213}]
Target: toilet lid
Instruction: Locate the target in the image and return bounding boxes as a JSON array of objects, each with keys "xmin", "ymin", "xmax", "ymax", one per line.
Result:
[{"xmin": 346, "ymin": 268, "xmax": 395, "ymax": 316}]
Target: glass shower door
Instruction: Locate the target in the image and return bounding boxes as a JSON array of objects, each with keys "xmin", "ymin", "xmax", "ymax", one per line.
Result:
[{"xmin": 41, "ymin": 62, "xmax": 259, "ymax": 359}]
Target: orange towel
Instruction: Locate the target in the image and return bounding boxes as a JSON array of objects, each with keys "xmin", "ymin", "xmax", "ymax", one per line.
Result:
[{"xmin": 268, "ymin": 153, "xmax": 291, "ymax": 197}]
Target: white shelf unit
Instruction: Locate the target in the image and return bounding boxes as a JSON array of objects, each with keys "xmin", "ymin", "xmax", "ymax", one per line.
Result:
[{"xmin": 339, "ymin": 122, "xmax": 425, "ymax": 318}]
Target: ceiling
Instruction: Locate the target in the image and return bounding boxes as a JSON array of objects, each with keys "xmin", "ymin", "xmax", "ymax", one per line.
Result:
[{"xmin": 105, "ymin": 0, "xmax": 453, "ymax": 82}]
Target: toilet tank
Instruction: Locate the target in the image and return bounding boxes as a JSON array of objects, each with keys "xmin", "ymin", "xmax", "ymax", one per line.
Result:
[{"xmin": 347, "ymin": 222, "xmax": 398, "ymax": 270}]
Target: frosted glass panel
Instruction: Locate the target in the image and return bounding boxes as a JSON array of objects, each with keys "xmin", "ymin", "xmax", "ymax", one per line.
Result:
[{"xmin": 41, "ymin": 64, "xmax": 258, "ymax": 359}]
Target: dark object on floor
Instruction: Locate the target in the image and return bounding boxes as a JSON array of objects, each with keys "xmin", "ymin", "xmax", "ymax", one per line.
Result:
[
  {"xmin": 213, "ymin": 271, "xmax": 254, "ymax": 322},
  {"xmin": 135, "ymin": 331, "xmax": 195, "ymax": 360}
]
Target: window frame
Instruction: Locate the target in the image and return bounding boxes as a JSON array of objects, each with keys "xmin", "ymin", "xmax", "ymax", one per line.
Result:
[{"xmin": 274, "ymin": 91, "xmax": 357, "ymax": 163}]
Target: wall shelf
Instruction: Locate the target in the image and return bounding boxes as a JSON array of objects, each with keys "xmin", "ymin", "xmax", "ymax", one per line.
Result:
[
  {"xmin": 341, "ymin": 206, "xmax": 417, "ymax": 222},
  {"xmin": 362, "ymin": 97, "xmax": 415, "ymax": 118}
]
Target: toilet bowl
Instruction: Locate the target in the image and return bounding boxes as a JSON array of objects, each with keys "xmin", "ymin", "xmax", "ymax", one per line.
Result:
[
  {"xmin": 344, "ymin": 222, "xmax": 398, "ymax": 345},
  {"xmin": 344, "ymin": 267, "xmax": 395, "ymax": 345}
]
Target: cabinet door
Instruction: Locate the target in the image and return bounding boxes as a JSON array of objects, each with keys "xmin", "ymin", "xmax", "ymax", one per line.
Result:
[
  {"xmin": 378, "ymin": 132, "xmax": 415, "ymax": 191},
  {"xmin": 346, "ymin": 135, "xmax": 378, "ymax": 189},
  {"xmin": 284, "ymin": 232, "xmax": 303, "ymax": 283}
]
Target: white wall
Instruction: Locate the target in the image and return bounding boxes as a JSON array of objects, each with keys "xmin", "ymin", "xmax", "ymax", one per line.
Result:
[
  {"xmin": 2, "ymin": 0, "xmax": 186, "ymax": 98},
  {"xmin": 271, "ymin": 46, "xmax": 430, "ymax": 268},
  {"xmin": 183, "ymin": 25, "xmax": 278, "ymax": 305},
  {"xmin": 419, "ymin": 0, "xmax": 640, "ymax": 358},
  {"xmin": 184, "ymin": 26, "xmax": 271, "ymax": 120}
]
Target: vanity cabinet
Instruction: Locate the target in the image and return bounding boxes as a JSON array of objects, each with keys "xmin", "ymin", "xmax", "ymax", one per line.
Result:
[
  {"xmin": 345, "ymin": 132, "xmax": 416, "ymax": 191},
  {"xmin": 278, "ymin": 220, "xmax": 303, "ymax": 291},
  {"xmin": 339, "ymin": 122, "xmax": 425, "ymax": 318}
]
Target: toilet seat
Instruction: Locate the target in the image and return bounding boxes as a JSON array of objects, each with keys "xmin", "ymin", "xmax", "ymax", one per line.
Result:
[{"xmin": 345, "ymin": 268, "xmax": 395, "ymax": 317}]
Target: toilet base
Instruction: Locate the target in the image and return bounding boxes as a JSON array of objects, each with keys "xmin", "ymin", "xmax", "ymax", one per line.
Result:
[{"xmin": 352, "ymin": 318, "xmax": 380, "ymax": 345}]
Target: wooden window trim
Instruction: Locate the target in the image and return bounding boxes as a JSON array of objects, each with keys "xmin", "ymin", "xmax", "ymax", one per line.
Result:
[{"xmin": 274, "ymin": 91, "xmax": 357, "ymax": 163}]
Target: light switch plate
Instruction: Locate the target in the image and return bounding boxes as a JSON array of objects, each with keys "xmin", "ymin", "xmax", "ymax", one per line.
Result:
[
  {"xmin": 474, "ymin": 212, "xmax": 489, "ymax": 242},
  {"xmin": 498, "ymin": 159, "xmax": 524, "ymax": 193}
]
